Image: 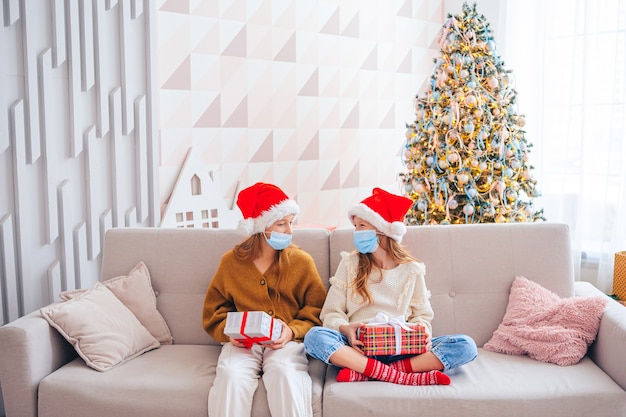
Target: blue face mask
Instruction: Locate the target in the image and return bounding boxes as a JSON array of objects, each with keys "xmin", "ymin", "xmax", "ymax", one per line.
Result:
[
  {"xmin": 264, "ymin": 231, "xmax": 292, "ymax": 250},
  {"xmin": 353, "ymin": 230, "xmax": 379, "ymax": 254}
]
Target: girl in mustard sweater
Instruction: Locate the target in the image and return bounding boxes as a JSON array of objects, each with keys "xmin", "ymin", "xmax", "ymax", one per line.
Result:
[{"xmin": 202, "ymin": 182, "xmax": 327, "ymax": 417}]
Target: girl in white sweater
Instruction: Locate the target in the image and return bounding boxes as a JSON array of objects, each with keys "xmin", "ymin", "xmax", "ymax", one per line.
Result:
[{"xmin": 304, "ymin": 188, "xmax": 477, "ymax": 385}]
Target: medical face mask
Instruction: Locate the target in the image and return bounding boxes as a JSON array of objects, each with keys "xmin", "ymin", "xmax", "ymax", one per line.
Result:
[
  {"xmin": 264, "ymin": 231, "xmax": 292, "ymax": 250},
  {"xmin": 353, "ymin": 230, "xmax": 379, "ymax": 254}
]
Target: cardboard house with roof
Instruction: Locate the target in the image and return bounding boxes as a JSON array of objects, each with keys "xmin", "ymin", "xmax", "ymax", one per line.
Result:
[{"xmin": 160, "ymin": 148, "xmax": 241, "ymax": 229}]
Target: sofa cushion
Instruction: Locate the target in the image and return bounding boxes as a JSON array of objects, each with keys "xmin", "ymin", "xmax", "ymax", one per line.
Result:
[
  {"xmin": 38, "ymin": 344, "xmax": 327, "ymax": 417},
  {"xmin": 484, "ymin": 275, "xmax": 607, "ymax": 366},
  {"xmin": 38, "ymin": 345, "xmax": 216, "ymax": 417},
  {"xmin": 40, "ymin": 284, "xmax": 160, "ymax": 372},
  {"xmin": 321, "ymin": 349, "xmax": 626, "ymax": 417},
  {"xmin": 61, "ymin": 262, "xmax": 173, "ymax": 344}
]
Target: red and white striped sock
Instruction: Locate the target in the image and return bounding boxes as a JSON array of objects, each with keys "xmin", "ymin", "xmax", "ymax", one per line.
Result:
[
  {"xmin": 388, "ymin": 357, "xmax": 414, "ymax": 373},
  {"xmin": 337, "ymin": 358, "xmax": 450, "ymax": 385},
  {"xmin": 338, "ymin": 357, "xmax": 412, "ymax": 380},
  {"xmin": 336, "ymin": 368, "xmax": 369, "ymax": 382}
]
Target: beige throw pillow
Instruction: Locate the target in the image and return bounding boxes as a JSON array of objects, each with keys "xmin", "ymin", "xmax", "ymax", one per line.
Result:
[
  {"xmin": 41, "ymin": 283, "xmax": 160, "ymax": 372},
  {"xmin": 60, "ymin": 262, "xmax": 173, "ymax": 344}
]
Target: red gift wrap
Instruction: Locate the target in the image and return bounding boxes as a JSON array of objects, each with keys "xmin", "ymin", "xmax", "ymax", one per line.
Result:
[
  {"xmin": 357, "ymin": 320, "xmax": 428, "ymax": 356},
  {"xmin": 224, "ymin": 311, "xmax": 282, "ymax": 349}
]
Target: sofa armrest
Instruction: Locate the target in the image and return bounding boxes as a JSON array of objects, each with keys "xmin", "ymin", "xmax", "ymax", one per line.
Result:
[
  {"xmin": 0, "ymin": 309, "xmax": 77, "ymax": 417},
  {"xmin": 575, "ymin": 281, "xmax": 626, "ymax": 391}
]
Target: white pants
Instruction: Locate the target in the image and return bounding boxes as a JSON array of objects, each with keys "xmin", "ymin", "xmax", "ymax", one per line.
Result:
[{"xmin": 208, "ymin": 341, "xmax": 312, "ymax": 417}]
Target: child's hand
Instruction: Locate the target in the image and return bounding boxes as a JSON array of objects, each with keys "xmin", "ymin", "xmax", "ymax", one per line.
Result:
[
  {"xmin": 339, "ymin": 322, "xmax": 366, "ymax": 355},
  {"xmin": 230, "ymin": 338, "xmax": 246, "ymax": 348},
  {"xmin": 267, "ymin": 319, "xmax": 293, "ymax": 350}
]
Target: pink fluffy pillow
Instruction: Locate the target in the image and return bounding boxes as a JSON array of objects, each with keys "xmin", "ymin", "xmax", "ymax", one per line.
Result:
[{"xmin": 484, "ymin": 276, "xmax": 607, "ymax": 366}]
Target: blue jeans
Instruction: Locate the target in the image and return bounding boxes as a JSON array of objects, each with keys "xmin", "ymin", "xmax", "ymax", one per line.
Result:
[{"xmin": 304, "ymin": 326, "xmax": 477, "ymax": 372}]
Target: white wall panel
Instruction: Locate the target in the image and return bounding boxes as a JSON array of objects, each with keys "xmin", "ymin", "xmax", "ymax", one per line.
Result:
[
  {"xmin": 84, "ymin": 126, "xmax": 100, "ymax": 260},
  {"xmin": 20, "ymin": 0, "xmax": 40, "ymax": 163},
  {"xmin": 4, "ymin": 0, "xmax": 20, "ymax": 26},
  {"xmin": 135, "ymin": 95, "xmax": 148, "ymax": 222},
  {"xmin": 94, "ymin": 0, "xmax": 110, "ymax": 137},
  {"xmin": 66, "ymin": 0, "xmax": 83, "ymax": 157},
  {"xmin": 119, "ymin": 1, "xmax": 133, "ymax": 135},
  {"xmin": 51, "ymin": 0, "xmax": 66, "ymax": 67},
  {"xmin": 80, "ymin": 0, "xmax": 95, "ymax": 91},
  {"xmin": 100, "ymin": 209, "xmax": 113, "ymax": 252},
  {"xmin": 0, "ymin": 214, "xmax": 19, "ymax": 323},
  {"xmin": 39, "ymin": 48, "xmax": 59, "ymax": 244},
  {"xmin": 110, "ymin": 86, "xmax": 123, "ymax": 227},
  {"xmin": 131, "ymin": 0, "xmax": 143, "ymax": 19},
  {"xmin": 145, "ymin": 0, "xmax": 159, "ymax": 227},
  {"xmin": 58, "ymin": 179, "xmax": 75, "ymax": 291},
  {"xmin": 0, "ymin": 4, "xmax": 7, "ymax": 153},
  {"xmin": 73, "ymin": 222, "xmax": 88, "ymax": 289},
  {"xmin": 9, "ymin": 101, "xmax": 26, "ymax": 314},
  {"xmin": 47, "ymin": 260, "xmax": 61, "ymax": 303},
  {"xmin": 0, "ymin": 2, "xmax": 159, "ymax": 327},
  {"xmin": 125, "ymin": 206, "xmax": 137, "ymax": 227}
]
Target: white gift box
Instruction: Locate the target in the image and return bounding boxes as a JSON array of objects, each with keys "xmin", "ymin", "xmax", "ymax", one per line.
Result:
[{"xmin": 224, "ymin": 311, "xmax": 282, "ymax": 346}]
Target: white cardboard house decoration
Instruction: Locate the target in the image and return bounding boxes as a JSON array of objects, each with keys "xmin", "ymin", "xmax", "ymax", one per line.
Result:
[{"xmin": 160, "ymin": 148, "xmax": 241, "ymax": 229}]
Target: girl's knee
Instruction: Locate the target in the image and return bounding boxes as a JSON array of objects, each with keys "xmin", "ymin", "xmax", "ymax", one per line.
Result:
[
  {"xmin": 303, "ymin": 326, "xmax": 331, "ymax": 348},
  {"xmin": 459, "ymin": 335, "xmax": 478, "ymax": 356},
  {"xmin": 454, "ymin": 335, "xmax": 478, "ymax": 366},
  {"xmin": 216, "ymin": 362, "xmax": 258, "ymax": 382},
  {"xmin": 304, "ymin": 326, "xmax": 345, "ymax": 363},
  {"xmin": 303, "ymin": 326, "xmax": 321, "ymax": 343}
]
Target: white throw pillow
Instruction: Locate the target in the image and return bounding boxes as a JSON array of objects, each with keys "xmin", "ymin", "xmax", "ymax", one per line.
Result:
[
  {"xmin": 60, "ymin": 262, "xmax": 173, "ymax": 344},
  {"xmin": 41, "ymin": 283, "xmax": 160, "ymax": 372}
]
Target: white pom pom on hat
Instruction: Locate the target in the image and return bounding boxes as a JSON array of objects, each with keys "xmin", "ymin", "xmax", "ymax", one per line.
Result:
[
  {"xmin": 236, "ymin": 182, "xmax": 300, "ymax": 236},
  {"xmin": 347, "ymin": 187, "xmax": 413, "ymax": 242}
]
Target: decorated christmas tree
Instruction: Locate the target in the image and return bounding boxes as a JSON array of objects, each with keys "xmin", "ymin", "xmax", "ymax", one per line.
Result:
[{"xmin": 399, "ymin": 3, "xmax": 544, "ymax": 225}]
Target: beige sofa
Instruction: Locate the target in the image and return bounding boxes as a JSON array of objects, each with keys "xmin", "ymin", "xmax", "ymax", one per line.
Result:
[{"xmin": 0, "ymin": 223, "xmax": 625, "ymax": 417}]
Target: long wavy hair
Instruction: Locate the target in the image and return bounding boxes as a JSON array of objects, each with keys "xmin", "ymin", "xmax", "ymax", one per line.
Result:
[
  {"xmin": 233, "ymin": 233, "xmax": 296, "ymax": 303},
  {"xmin": 353, "ymin": 234, "xmax": 418, "ymax": 305}
]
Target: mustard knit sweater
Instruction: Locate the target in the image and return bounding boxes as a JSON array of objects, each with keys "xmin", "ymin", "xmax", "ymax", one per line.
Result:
[{"xmin": 202, "ymin": 246, "xmax": 327, "ymax": 343}]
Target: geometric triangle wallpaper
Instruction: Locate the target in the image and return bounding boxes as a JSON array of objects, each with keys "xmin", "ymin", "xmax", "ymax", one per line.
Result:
[{"xmin": 158, "ymin": 0, "xmax": 444, "ymax": 228}]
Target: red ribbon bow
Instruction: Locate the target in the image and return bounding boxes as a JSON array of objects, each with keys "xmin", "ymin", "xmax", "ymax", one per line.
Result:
[{"xmin": 235, "ymin": 311, "xmax": 276, "ymax": 349}]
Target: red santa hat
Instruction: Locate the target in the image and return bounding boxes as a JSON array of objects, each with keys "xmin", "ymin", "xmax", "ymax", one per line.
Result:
[
  {"xmin": 348, "ymin": 188, "xmax": 413, "ymax": 242},
  {"xmin": 236, "ymin": 182, "xmax": 300, "ymax": 236}
]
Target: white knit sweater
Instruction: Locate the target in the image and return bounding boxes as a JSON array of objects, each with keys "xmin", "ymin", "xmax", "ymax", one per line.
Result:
[{"xmin": 320, "ymin": 251, "xmax": 434, "ymax": 335}]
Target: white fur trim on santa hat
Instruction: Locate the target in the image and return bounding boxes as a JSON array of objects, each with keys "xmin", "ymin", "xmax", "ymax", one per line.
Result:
[
  {"xmin": 348, "ymin": 203, "xmax": 407, "ymax": 242},
  {"xmin": 237, "ymin": 199, "xmax": 300, "ymax": 236}
]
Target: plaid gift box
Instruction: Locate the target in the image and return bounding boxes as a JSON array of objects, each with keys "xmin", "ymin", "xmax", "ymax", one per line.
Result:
[
  {"xmin": 357, "ymin": 315, "xmax": 428, "ymax": 356},
  {"xmin": 224, "ymin": 311, "xmax": 282, "ymax": 348}
]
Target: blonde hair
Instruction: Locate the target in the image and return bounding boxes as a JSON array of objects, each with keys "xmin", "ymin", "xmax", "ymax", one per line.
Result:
[{"xmin": 353, "ymin": 235, "xmax": 418, "ymax": 305}]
